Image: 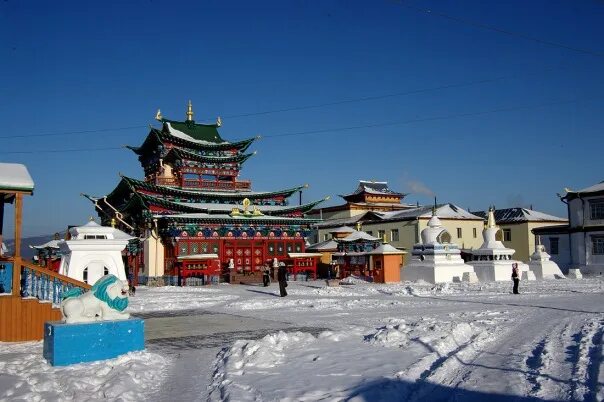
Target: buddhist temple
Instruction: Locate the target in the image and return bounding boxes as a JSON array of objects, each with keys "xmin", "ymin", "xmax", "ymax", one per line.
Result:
[
  {"xmin": 402, "ymin": 208, "xmax": 475, "ymax": 284},
  {"xmin": 467, "ymin": 207, "xmax": 533, "ymax": 282},
  {"xmin": 85, "ymin": 102, "xmax": 327, "ymax": 285},
  {"xmin": 308, "ymin": 180, "xmax": 415, "ymax": 221},
  {"xmin": 308, "ymin": 224, "xmax": 405, "ymax": 283}
]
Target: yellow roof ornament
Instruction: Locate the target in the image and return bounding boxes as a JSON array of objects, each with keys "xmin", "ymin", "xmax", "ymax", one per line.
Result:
[{"xmin": 155, "ymin": 109, "xmax": 163, "ymax": 121}]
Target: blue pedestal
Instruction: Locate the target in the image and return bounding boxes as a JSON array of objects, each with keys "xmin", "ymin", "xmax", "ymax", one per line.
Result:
[{"xmin": 43, "ymin": 319, "xmax": 144, "ymax": 366}]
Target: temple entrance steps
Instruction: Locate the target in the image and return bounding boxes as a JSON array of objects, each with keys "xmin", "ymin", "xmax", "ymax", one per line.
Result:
[{"xmin": 0, "ymin": 258, "xmax": 90, "ymax": 342}]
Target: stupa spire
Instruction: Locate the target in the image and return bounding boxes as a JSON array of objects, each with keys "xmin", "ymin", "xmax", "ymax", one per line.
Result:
[
  {"xmin": 186, "ymin": 100, "xmax": 194, "ymax": 122},
  {"xmin": 486, "ymin": 206, "xmax": 497, "ymax": 228}
]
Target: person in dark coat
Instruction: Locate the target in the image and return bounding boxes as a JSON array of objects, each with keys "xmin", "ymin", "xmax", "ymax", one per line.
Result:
[
  {"xmin": 262, "ymin": 265, "xmax": 271, "ymax": 287},
  {"xmin": 511, "ymin": 263, "xmax": 520, "ymax": 294},
  {"xmin": 277, "ymin": 262, "xmax": 288, "ymax": 297}
]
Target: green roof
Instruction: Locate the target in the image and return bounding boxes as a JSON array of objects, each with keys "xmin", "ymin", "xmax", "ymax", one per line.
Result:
[
  {"xmin": 163, "ymin": 119, "xmax": 224, "ymax": 143},
  {"xmin": 105, "ymin": 176, "xmax": 307, "ymax": 204},
  {"xmin": 163, "ymin": 148, "xmax": 255, "ymax": 165}
]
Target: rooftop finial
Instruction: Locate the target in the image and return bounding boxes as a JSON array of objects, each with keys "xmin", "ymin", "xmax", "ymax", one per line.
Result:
[
  {"xmin": 186, "ymin": 100, "xmax": 194, "ymax": 122},
  {"xmin": 155, "ymin": 109, "xmax": 163, "ymax": 121},
  {"xmin": 487, "ymin": 205, "xmax": 497, "ymax": 228},
  {"xmin": 432, "ymin": 197, "xmax": 437, "ymax": 216}
]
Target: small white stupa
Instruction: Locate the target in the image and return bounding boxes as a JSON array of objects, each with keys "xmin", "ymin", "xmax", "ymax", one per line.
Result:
[
  {"xmin": 58, "ymin": 219, "xmax": 135, "ymax": 285},
  {"xmin": 528, "ymin": 238, "xmax": 565, "ymax": 280},
  {"xmin": 468, "ymin": 207, "xmax": 533, "ymax": 282},
  {"xmin": 402, "ymin": 208, "xmax": 474, "ymax": 284}
]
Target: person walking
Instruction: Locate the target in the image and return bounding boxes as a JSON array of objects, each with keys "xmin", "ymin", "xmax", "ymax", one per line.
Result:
[
  {"xmin": 511, "ymin": 263, "xmax": 520, "ymax": 294},
  {"xmin": 262, "ymin": 264, "xmax": 271, "ymax": 287},
  {"xmin": 277, "ymin": 262, "xmax": 288, "ymax": 297}
]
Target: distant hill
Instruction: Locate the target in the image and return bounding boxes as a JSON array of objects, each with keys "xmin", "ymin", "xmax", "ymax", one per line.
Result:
[{"xmin": 3, "ymin": 233, "xmax": 66, "ymax": 260}]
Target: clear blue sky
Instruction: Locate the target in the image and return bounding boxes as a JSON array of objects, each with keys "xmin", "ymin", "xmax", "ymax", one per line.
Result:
[{"xmin": 1, "ymin": 0, "xmax": 603, "ymax": 237}]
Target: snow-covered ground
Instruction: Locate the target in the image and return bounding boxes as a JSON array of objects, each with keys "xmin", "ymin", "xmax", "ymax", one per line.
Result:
[{"xmin": 1, "ymin": 278, "xmax": 603, "ymax": 401}]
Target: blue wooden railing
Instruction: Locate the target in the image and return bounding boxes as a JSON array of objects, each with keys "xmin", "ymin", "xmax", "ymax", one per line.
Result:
[{"xmin": 19, "ymin": 261, "xmax": 90, "ymax": 306}]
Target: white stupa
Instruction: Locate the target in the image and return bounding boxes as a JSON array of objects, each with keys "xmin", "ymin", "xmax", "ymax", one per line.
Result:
[
  {"xmin": 468, "ymin": 207, "xmax": 533, "ymax": 282},
  {"xmin": 528, "ymin": 239, "xmax": 565, "ymax": 280},
  {"xmin": 58, "ymin": 220, "xmax": 135, "ymax": 285},
  {"xmin": 402, "ymin": 209, "xmax": 475, "ymax": 284}
]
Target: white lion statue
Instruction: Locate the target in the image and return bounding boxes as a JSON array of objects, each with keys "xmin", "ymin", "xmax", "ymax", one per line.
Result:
[{"xmin": 61, "ymin": 274, "xmax": 130, "ymax": 324}]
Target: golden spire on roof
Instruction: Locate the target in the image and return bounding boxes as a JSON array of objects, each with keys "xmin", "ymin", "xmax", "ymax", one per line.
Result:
[
  {"xmin": 487, "ymin": 206, "xmax": 497, "ymax": 228},
  {"xmin": 186, "ymin": 100, "xmax": 194, "ymax": 121}
]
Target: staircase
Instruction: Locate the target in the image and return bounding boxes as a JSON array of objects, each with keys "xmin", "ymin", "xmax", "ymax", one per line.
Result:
[{"xmin": 0, "ymin": 258, "xmax": 90, "ymax": 342}]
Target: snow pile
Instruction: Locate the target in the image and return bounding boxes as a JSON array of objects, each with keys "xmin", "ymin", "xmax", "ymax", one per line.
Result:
[
  {"xmin": 339, "ymin": 275, "xmax": 369, "ymax": 285},
  {"xmin": 0, "ymin": 342, "xmax": 169, "ymax": 401}
]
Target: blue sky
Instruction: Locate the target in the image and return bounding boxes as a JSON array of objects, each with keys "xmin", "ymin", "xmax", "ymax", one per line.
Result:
[{"xmin": 1, "ymin": 0, "xmax": 603, "ymax": 237}]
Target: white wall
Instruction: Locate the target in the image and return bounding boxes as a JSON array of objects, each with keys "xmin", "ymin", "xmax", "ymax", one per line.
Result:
[{"xmin": 541, "ymin": 234, "xmax": 571, "ymax": 271}]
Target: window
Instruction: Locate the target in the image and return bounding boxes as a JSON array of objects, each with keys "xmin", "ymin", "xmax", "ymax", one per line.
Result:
[
  {"xmin": 84, "ymin": 234, "xmax": 106, "ymax": 239},
  {"xmin": 323, "ymin": 233, "xmax": 329, "ymax": 241},
  {"xmin": 592, "ymin": 236, "xmax": 604, "ymax": 255},
  {"xmin": 83, "ymin": 267, "xmax": 88, "ymax": 284},
  {"xmin": 473, "ymin": 228, "xmax": 477, "ymax": 238},
  {"xmin": 590, "ymin": 199, "xmax": 604, "ymax": 220},
  {"xmin": 378, "ymin": 230, "xmax": 385, "ymax": 241},
  {"xmin": 391, "ymin": 229, "xmax": 399, "ymax": 242},
  {"xmin": 456, "ymin": 228, "xmax": 462, "ymax": 238},
  {"xmin": 549, "ymin": 237, "xmax": 559, "ymax": 255},
  {"xmin": 503, "ymin": 229, "xmax": 512, "ymax": 242}
]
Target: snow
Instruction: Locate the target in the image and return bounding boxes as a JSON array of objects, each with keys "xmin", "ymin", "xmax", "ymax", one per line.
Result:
[
  {"xmin": 165, "ymin": 122, "xmax": 229, "ymax": 145},
  {"xmin": 2, "ymin": 278, "xmax": 604, "ymax": 401},
  {"xmin": 575, "ymin": 181, "xmax": 604, "ymax": 194},
  {"xmin": 0, "ymin": 163, "xmax": 34, "ymax": 192}
]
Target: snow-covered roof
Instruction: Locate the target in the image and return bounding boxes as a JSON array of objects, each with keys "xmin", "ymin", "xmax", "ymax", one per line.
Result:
[
  {"xmin": 341, "ymin": 180, "xmax": 405, "ymax": 198},
  {"xmin": 69, "ymin": 221, "xmax": 135, "ymax": 240},
  {"xmin": 329, "ymin": 226, "xmax": 356, "ymax": 234},
  {"xmin": 472, "ymin": 208, "xmax": 567, "ymax": 223},
  {"xmin": 155, "ymin": 213, "xmax": 315, "ymax": 222},
  {"xmin": 367, "ymin": 244, "xmax": 406, "ymax": 255},
  {"xmin": 306, "ymin": 239, "xmax": 338, "ymax": 251},
  {"xmin": 30, "ymin": 240, "xmax": 62, "ymax": 249},
  {"xmin": 314, "ymin": 212, "xmax": 370, "ymax": 228},
  {"xmin": 571, "ymin": 181, "xmax": 604, "ymax": 194},
  {"xmin": 0, "ymin": 163, "xmax": 34, "ymax": 192},
  {"xmin": 340, "ymin": 231, "xmax": 381, "ymax": 242},
  {"xmin": 175, "ymin": 201, "xmax": 295, "ymax": 212},
  {"xmin": 165, "ymin": 122, "xmax": 229, "ymax": 145},
  {"xmin": 380, "ymin": 204, "xmax": 483, "ymax": 221}
]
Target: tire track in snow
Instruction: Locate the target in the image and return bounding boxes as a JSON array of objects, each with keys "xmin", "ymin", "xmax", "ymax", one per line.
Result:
[
  {"xmin": 569, "ymin": 318, "xmax": 604, "ymax": 402},
  {"xmin": 523, "ymin": 322, "xmax": 573, "ymax": 400},
  {"xmin": 394, "ymin": 321, "xmax": 504, "ymax": 401}
]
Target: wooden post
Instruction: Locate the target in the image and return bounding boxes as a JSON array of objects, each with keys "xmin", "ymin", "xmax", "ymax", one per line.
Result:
[
  {"xmin": 14, "ymin": 193, "xmax": 22, "ymax": 258},
  {"xmin": 12, "ymin": 193, "xmax": 23, "ymax": 295},
  {"xmin": 0, "ymin": 201, "xmax": 4, "ymax": 248}
]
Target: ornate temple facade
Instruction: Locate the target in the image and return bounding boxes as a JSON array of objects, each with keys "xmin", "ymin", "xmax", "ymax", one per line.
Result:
[{"xmin": 86, "ymin": 102, "xmax": 327, "ymax": 285}]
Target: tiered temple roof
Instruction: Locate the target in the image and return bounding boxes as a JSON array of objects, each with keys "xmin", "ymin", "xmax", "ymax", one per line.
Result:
[
  {"xmin": 340, "ymin": 180, "xmax": 406, "ymax": 203},
  {"xmin": 87, "ymin": 102, "xmax": 326, "ymax": 232}
]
